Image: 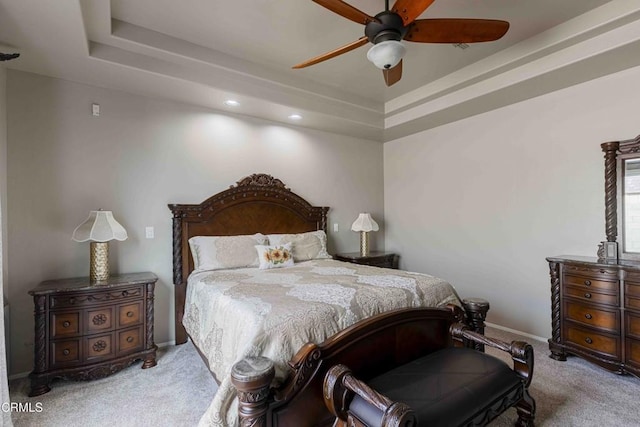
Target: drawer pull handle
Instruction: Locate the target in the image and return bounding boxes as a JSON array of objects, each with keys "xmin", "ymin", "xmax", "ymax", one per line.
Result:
[
  {"xmin": 122, "ymin": 291, "xmax": 129, "ymax": 297},
  {"xmin": 126, "ymin": 311, "xmax": 134, "ymax": 318},
  {"xmin": 87, "ymin": 296, "xmax": 94, "ymax": 301},
  {"xmin": 585, "ymin": 313, "xmax": 593, "ymax": 320},
  {"xmin": 585, "ymin": 337, "xmax": 593, "ymax": 345},
  {"xmin": 126, "ymin": 336, "xmax": 134, "ymax": 343},
  {"xmin": 62, "ymin": 349, "xmax": 70, "ymax": 356},
  {"xmin": 584, "ymin": 280, "xmax": 591, "ymax": 286},
  {"xmin": 584, "ymin": 293, "xmax": 592, "ymax": 299},
  {"xmin": 68, "ymin": 298, "xmax": 75, "ymax": 305},
  {"xmin": 62, "ymin": 321, "xmax": 71, "ymax": 328}
]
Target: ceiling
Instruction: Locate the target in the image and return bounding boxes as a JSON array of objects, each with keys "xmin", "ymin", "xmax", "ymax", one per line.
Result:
[{"xmin": 2, "ymin": 0, "xmax": 640, "ymax": 141}]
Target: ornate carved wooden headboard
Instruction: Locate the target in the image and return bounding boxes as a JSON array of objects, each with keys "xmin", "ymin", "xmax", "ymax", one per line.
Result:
[{"xmin": 168, "ymin": 173, "xmax": 329, "ymax": 344}]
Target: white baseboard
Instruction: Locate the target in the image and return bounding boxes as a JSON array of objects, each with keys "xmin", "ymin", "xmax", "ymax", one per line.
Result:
[
  {"xmin": 9, "ymin": 371, "xmax": 29, "ymax": 381},
  {"xmin": 485, "ymin": 322, "xmax": 548, "ymax": 343}
]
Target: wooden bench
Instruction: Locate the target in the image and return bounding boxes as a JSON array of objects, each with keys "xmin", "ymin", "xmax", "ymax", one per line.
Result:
[{"xmin": 323, "ymin": 323, "xmax": 536, "ymax": 427}]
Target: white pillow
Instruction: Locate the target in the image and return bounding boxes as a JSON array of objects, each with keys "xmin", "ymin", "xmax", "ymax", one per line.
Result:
[
  {"xmin": 267, "ymin": 230, "xmax": 331, "ymax": 262},
  {"xmin": 255, "ymin": 243, "xmax": 294, "ymax": 270},
  {"xmin": 188, "ymin": 233, "xmax": 267, "ymax": 272}
]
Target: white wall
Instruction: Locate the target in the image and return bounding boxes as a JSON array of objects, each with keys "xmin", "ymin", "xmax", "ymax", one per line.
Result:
[
  {"xmin": 6, "ymin": 70, "xmax": 384, "ymax": 375},
  {"xmin": 384, "ymin": 65, "xmax": 640, "ymax": 339}
]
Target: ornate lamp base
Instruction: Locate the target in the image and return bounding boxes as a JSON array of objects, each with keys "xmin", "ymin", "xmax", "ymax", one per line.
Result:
[
  {"xmin": 359, "ymin": 231, "xmax": 370, "ymax": 257},
  {"xmin": 90, "ymin": 241, "xmax": 109, "ymax": 282}
]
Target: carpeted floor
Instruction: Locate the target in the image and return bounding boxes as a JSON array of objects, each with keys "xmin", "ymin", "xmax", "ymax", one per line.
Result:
[
  {"xmin": 9, "ymin": 341, "xmax": 217, "ymax": 427},
  {"xmin": 8, "ymin": 326, "xmax": 640, "ymax": 426}
]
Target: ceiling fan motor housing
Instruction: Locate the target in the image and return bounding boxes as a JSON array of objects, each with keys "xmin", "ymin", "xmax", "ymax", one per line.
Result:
[{"xmin": 365, "ymin": 11, "xmax": 408, "ymax": 44}]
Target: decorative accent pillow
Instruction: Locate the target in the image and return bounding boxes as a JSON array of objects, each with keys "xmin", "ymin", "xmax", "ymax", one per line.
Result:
[
  {"xmin": 255, "ymin": 243, "xmax": 294, "ymax": 270},
  {"xmin": 267, "ymin": 230, "xmax": 332, "ymax": 262},
  {"xmin": 188, "ymin": 233, "xmax": 267, "ymax": 272}
]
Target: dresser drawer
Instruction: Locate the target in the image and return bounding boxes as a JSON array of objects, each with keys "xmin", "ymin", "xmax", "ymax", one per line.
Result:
[
  {"xmin": 563, "ymin": 274, "xmax": 617, "ymax": 292},
  {"xmin": 623, "ymin": 270, "xmax": 640, "ymax": 283},
  {"xmin": 117, "ymin": 326, "xmax": 143, "ymax": 354},
  {"xmin": 563, "ymin": 264, "xmax": 617, "ymax": 281},
  {"xmin": 564, "ymin": 286, "xmax": 618, "ymax": 306},
  {"xmin": 86, "ymin": 333, "xmax": 114, "ymax": 361},
  {"xmin": 358, "ymin": 255, "xmax": 398, "ymax": 269},
  {"xmin": 626, "ymin": 339, "xmax": 640, "ymax": 369},
  {"xmin": 50, "ymin": 339, "xmax": 82, "ymax": 368},
  {"xmin": 118, "ymin": 302, "xmax": 142, "ymax": 328},
  {"xmin": 564, "ymin": 324, "xmax": 620, "ymax": 359},
  {"xmin": 626, "ymin": 281, "xmax": 640, "ymax": 299},
  {"xmin": 50, "ymin": 286, "xmax": 143, "ymax": 309},
  {"xmin": 51, "ymin": 312, "xmax": 80, "ymax": 338},
  {"xmin": 85, "ymin": 307, "xmax": 114, "ymax": 333},
  {"xmin": 627, "ymin": 297, "xmax": 640, "ymax": 311},
  {"xmin": 626, "ymin": 312, "xmax": 640, "ymax": 340},
  {"xmin": 564, "ymin": 301, "xmax": 619, "ymax": 333}
]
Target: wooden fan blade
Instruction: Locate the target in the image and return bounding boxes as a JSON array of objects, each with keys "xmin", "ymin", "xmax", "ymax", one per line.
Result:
[
  {"xmin": 292, "ymin": 36, "xmax": 369, "ymax": 69},
  {"xmin": 391, "ymin": 0, "xmax": 436, "ymax": 26},
  {"xmin": 405, "ymin": 19, "xmax": 510, "ymax": 43},
  {"xmin": 312, "ymin": 0, "xmax": 379, "ymax": 25},
  {"xmin": 383, "ymin": 60, "xmax": 402, "ymax": 86}
]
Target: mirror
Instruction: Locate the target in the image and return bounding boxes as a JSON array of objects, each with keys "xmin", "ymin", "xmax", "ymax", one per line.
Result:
[
  {"xmin": 600, "ymin": 135, "xmax": 640, "ymax": 261},
  {"xmin": 623, "ymin": 158, "xmax": 640, "ymax": 254}
]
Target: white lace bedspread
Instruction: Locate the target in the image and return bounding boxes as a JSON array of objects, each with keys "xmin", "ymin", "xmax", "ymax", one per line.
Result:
[{"xmin": 183, "ymin": 259, "xmax": 461, "ymax": 426}]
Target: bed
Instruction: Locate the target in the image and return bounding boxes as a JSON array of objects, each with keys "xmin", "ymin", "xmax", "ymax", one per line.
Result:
[{"xmin": 169, "ymin": 173, "xmax": 490, "ymax": 427}]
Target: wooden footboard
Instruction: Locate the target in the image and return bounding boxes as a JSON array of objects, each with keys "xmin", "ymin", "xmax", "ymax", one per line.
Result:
[{"xmin": 232, "ymin": 303, "xmax": 489, "ymax": 426}]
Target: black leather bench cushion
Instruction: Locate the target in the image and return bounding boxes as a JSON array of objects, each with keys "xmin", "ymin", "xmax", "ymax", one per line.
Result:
[{"xmin": 350, "ymin": 347, "xmax": 523, "ymax": 427}]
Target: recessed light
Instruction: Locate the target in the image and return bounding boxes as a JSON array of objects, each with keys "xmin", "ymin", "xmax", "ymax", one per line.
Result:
[
  {"xmin": 224, "ymin": 100, "xmax": 240, "ymax": 107},
  {"xmin": 288, "ymin": 114, "xmax": 302, "ymax": 120}
]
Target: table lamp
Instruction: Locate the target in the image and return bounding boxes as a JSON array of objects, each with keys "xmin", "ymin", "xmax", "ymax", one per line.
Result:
[
  {"xmin": 72, "ymin": 210, "xmax": 128, "ymax": 282},
  {"xmin": 351, "ymin": 213, "xmax": 379, "ymax": 256}
]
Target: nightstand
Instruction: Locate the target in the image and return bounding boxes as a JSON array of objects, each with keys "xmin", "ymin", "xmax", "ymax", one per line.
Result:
[
  {"xmin": 28, "ymin": 272, "xmax": 158, "ymax": 396},
  {"xmin": 334, "ymin": 251, "xmax": 399, "ymax": 269}
]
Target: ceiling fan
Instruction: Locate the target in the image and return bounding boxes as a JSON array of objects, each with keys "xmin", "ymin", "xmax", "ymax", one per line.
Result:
[{"xmin": 292, "ymin": 0, "xmax": 510, "ymax": 86}]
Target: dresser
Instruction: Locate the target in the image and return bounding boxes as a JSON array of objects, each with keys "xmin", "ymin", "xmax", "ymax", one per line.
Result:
[
  {"xmin": 547, "ymin": 256, "xmax": 640, "ymax": 377},
  {"xmin": 28, "ymin": 272, "xmax": 158, "ymax": 396},
  {"xmin": 334, "ymin": 251, "xmax": 399, "ymax": 269}
]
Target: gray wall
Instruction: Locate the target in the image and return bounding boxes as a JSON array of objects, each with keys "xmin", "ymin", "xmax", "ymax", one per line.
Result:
[
  {"xmin": 6, "ymin": 70, "xmax": 384, "ymax": 375},
  {"xmin": 384, "ymin": 65, "xmax": 640, "ymax": 339},
  {"xmin": 1, "ymin": 67, "xmax": 7, "ymax": 294}
]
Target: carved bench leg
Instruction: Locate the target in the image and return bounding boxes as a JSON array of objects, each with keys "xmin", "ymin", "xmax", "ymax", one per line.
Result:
[
  {"xmin": 462, "ymin": 298, "xmax": 490, "ymax": 352},
  {"xmin": 231, "ymin": 356, "xmax": 275, "ymax": 427},
  {"xmin": 515, "ymin": 389, "xmax": 536, "ymax": 427}
]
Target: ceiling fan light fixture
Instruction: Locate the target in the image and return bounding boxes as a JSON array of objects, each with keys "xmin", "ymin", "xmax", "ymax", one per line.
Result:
[{"xmin": 366, "ymin": 40, "xmax": 405, "ymax": 70}]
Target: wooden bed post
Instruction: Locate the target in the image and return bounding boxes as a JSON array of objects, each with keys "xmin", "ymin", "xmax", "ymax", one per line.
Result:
[
  {"xmin": 172, "ymin": 211, "xmax": 188, "ymax": 345},
  {"xmin": 462, "ymin": 298, "xmax": 490, "ymax": 352},
  {"xmin": 231, "ymin": 357, "xmax": 275, "ymax": 427}
]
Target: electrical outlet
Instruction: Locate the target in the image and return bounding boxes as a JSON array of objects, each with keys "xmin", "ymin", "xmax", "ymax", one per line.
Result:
[
  {"xmin": 92, "ymin": 103, "xmax": 100, "ymax": 117},
  {"xmin": 333, "ymin": 223, "xmax": 339, "ymax": 232},
  {"xmin": 145, "ymin": 227, "xmax": 154, "ymax": 239}
]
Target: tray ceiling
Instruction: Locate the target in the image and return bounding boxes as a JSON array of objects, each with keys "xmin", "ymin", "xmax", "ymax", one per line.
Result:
[{"xmin": 2, "ymin": 0, "xmax": 640, "ymax": 141}]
